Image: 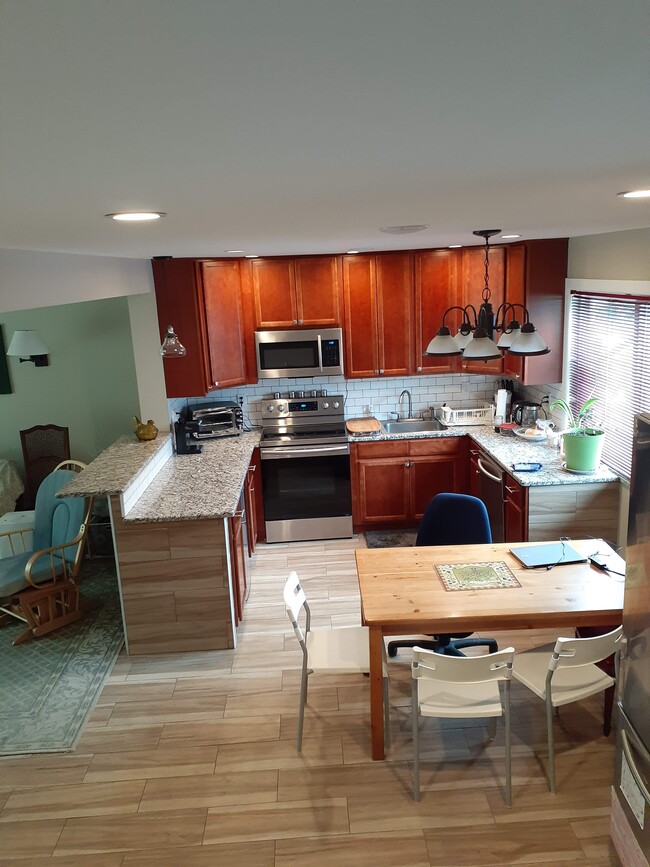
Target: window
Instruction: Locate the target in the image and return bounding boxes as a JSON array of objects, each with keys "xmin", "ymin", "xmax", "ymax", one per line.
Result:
[{"xmin": 568, "ymin": 291, "xmax": 650, "ymax": 478}]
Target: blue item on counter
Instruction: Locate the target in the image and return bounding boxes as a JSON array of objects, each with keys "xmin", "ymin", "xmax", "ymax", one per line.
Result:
[{"xmin": 511, "ymin": 462, "xmax": 543, "ymax": 472}]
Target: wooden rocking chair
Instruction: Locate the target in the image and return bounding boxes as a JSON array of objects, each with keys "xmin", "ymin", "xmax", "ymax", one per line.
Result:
[{"xmin": 0, "ymin": 468, "xmax": 91, "ymax": 645}]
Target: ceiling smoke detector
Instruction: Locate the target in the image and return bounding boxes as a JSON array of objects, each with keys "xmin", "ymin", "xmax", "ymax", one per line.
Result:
[{"xmin": 379, "ymin": 224, "xmax": 429, "ymax": 234}]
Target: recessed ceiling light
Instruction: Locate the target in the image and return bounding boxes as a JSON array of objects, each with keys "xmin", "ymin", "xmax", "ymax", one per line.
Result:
[
  {"xmin": 245, "ymin": 254, "xmax": 259, "ymax": 258},
  {"xmin": 448, "ymin": 244, "xmax": 462, "ymax": 248},
  {"xmin": 225, "ymin": 250, "xmax": 245, "ymax": 254},
  {"xmin": 105, "ymin": 211, "xmax": 166, "ymax": 221},
  {"xmin": 346, "ymin": 250, "xmax": 360, "ymax": 254},
  {"xmin": 618, "ymin": 189, "xmax": 650, "ymax": 199},
  {"xmin": 500, "ymin": 234, "xmax": 521, "ymax": 240},
  {"xmin": 379, "ymin": 224, "xmax": 429, "ymax": 234}
]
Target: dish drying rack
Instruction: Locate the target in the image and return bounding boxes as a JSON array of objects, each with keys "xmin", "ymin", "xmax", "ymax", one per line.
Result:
[{"xmin": 440, "ymin": 405, "xmax": 495, "ymax": 427}]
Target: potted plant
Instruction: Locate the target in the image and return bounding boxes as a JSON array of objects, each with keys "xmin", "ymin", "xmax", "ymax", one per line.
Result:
[{"xmin": 549, "ymin": 396, "xmax": 605, "ymax": 472}]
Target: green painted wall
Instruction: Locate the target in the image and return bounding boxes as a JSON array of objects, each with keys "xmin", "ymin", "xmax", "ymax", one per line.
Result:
[{"xmin": 0, "ymin": 296, "xmax": 140, "ymax": 486}]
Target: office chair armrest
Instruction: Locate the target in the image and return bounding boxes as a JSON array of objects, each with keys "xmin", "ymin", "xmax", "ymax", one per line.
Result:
[{"xmin": 23, "ymin": 524, "xmax": 87, "ymax": 587}]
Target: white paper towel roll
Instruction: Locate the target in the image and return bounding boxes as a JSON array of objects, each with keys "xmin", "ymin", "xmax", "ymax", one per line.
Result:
[{"xmin": 496, "ymin": 389, "xmax": 508, "ymax": 422}]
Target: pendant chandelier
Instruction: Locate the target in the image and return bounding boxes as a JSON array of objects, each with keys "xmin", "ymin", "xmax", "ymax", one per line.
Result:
[
  {"xmin": 425, "ymin": 229, "xmax": 550, "ymax": 359},
  {"xmin": 160, "ymin": 325, "xmax": 187, "ymax": 358}
]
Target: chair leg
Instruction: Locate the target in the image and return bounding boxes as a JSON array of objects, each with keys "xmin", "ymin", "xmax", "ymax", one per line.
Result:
[
  {"xmin": 546, "ymin": 695, "xmax": 556, "ymax": 793},
  {"xmin": 412, "ymin": 682, "xmax": 420, "ymax": 802},
  {"xmin": 488, "ymin": 717, "xmax": 497, "ymax": 739},
  {"xmin": 603, "ymin": 684, "xmax": 615, "ymax": 737},
  {"xmin": 296, "ymin": 663, "xmax": 309, "ymax": 753},
  {"xmin": 504, "ymin": 682, "xmax": 512, "ymax": 807}
]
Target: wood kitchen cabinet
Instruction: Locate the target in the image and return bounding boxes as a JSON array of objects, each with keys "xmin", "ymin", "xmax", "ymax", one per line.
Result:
[
  {"xmin": 503, "ymin": 471, "xmax": 528, "ymax": 542},
  {"xmin": 152, "ymin": 258, "xmax": 256, "ymax": 398},
  {"xmin": 229, "ymin": 509, "xmax": 247, "ymax": 626},
  {"xmin": 244, "ymin": 449, "xmax": 263, "ymax": 554},
  {"xmin": 343, "ymin": 252, "xmax": 413, "ymax": 379},
  {"xmin": 414, "ymin": 249, "xmax": 457, "ymax": 375},
  {"xmin": 502, "ymin": 238, "xmax": 569, "ymax": 386},
  {"xmin": 457, "ymin": 245, "xmax": 506, "ymax": 376},
  {"xmin": 351, "ymin": 437, "xmax": 467, "ymax": 530},
  {"xmin": 249, "ymin": 255, "xmax": 343, "ymax": 328}
]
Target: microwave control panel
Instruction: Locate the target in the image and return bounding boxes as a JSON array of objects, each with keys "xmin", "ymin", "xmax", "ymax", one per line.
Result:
[{"xmin": 321, "ymin": 339, "xmax": 340, "ymax": 368}]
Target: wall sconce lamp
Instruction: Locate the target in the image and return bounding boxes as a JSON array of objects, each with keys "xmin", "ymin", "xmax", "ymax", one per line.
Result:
[
  {"xmin": 160, "ymin": 325, "xmax": 187, "ymax": 358},
  {"xmin": 425, "ymin": 229, "xmax": 549, "ymax": 360},
  {"xmin": 6, "ymin": 330, "xmax": 50, "ymax": 366}
]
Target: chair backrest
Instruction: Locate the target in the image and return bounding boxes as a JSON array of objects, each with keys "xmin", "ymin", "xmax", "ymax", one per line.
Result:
[
  {"xmin": 416, "ymin": 493, "xmax": 492, "ymax": 547},
  {"xmin": 412, "ymin": 645, "xmax": 515, "ymax": 683},
  {"xmin": 54, "ymin": 459, "xmax": 87, "ymax": 473},
  {"xmin": 32, "ymin": 469, "xmax": 91, "ymax": 571},
  {"xmin": 20, "ymin": 424, "xmax": 70, "ymax": 509},
  {"xmin": 283, "ymin": 570, "xmax": 309, "ymax": 648},
  {"xmin": 550, "ymin": 626, "xmax": 624, "ymax": 671}
]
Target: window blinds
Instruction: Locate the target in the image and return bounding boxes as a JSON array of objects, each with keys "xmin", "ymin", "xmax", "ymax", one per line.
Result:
[{"xmin": 568, "ymin": 291, "xmax": 650, "ymax": 479}]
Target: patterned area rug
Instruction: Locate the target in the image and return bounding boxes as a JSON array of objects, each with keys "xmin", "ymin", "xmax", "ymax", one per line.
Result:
[
  {"xmin": 0, "ymin": 559, "xmax": 123, "ymax": 755},
  {"xmin": 364, "ymin": 530, "xmax": 417, "ymax": 548}
]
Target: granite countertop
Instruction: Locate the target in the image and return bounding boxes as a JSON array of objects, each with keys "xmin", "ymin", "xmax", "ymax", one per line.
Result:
[
  {"xmin": 348, "ymin": 425, "xmax": 618, "ymax": 487},
  {"xmin": 126, "ymin": 431, "xmax": 261, "ymax": 522},
  {"xmin": 60, "ymin": 434, "xmax": 172, "ymax": 497}
]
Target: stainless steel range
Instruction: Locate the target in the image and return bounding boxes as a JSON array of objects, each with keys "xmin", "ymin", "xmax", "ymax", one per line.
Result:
[{"xmin": 259, "ymin": 393, "xmax": 352, "ymax": 543}]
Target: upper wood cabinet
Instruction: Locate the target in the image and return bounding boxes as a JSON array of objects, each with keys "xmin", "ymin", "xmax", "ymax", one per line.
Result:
[
  {"xmin": 457, "ymin": 245, "xmax": 506, "ymax": 376},
  {"xmin": 342, "ymin": 252, "xmax": 413, "ymax": 379},
  {"xmin": 414, "ymin": 250, "xmax": 457, "ymax": 375},
  {"xmin": 250, "ymin": 255, "xmax": 342, "ymax": 328},
  {"xmin": 152, "ymin": 258, "xmax": 256, "ymax": 399},
  {"xmin": 502, "ymin": 238, "xmax": 569, "ymax": 386}
]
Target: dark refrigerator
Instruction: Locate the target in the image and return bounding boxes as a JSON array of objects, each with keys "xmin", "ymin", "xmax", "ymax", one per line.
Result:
[{"xmin": 612, "ymin": 412, "xmax": 650, "ymax": 866}]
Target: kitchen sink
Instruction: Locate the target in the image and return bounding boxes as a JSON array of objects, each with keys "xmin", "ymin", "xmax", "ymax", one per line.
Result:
[{"xmin": 383, "ymin": 418, "xmax": 448, "ymax": 434}]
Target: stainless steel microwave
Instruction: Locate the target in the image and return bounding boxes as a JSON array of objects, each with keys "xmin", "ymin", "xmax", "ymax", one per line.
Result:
[{"xmin": 255, "ymin": 328, "xmax": 344, "ymax": 379}]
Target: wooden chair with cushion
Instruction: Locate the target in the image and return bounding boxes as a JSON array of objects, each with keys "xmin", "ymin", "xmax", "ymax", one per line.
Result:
[
  {"xmin": 20, "ymin": 424, "xmax": 70, "ymax": 509},
  {"xmin": 0, "ymin": 468, "xmax": 91, "ymax": 645}
]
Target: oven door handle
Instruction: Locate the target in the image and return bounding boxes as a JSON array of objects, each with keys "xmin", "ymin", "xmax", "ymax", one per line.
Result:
[{"xmin": 261, "ymin": 445, "xmax": 350, "ymax": 459}]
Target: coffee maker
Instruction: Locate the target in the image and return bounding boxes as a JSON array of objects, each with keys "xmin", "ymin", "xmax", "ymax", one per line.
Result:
[
  {"xmin": 512, "ymin": 400, "xmax": 547, "ymax": 428},
  {"xmin": 173, "ymin": 418, "xmax": 203, "ymax": 455}
]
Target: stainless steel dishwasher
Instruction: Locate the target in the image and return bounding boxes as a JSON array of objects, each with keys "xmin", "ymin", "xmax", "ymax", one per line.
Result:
[{"xmin": 477, "ymin": 451, "xmax": 505, "ymax": 542}]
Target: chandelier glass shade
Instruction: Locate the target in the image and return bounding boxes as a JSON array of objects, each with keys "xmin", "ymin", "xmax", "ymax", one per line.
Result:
[
  {"xmin": 160, "ymin": 325, "xmax": 187, "ymax": 358},
  {"xmin": 425, "ymin": 229, "xmax": 549, "ymax": 359}
]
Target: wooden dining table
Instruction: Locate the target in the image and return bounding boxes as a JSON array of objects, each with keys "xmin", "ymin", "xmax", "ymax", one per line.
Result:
[{"xmin": 356, "ymin": 538, "xmax": 625, "ymax": 760}]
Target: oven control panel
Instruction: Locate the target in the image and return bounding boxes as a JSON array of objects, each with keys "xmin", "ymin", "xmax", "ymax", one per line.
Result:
[{"xmin": 262, "ymin": 395, "xmax": 344, "ymax": 419}]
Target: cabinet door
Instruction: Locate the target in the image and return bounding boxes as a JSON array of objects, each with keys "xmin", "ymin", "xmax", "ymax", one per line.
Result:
[
  {"xmin": 202, "ymin": 261, "xmax": 249, "ymax": 390},
  {"xmin": 294, "ymin": 256, "xmax": 342, "ymax": 326},
  {"xmin": 152, "ymin": 259, "xmax": 212, "ymax": 399},
  {"xmin": 458, "ymin": 246, "xmax": 505, "ymax": 375},
  {"xmin": 503, "ymin": 472, "xmax": 528, "ymax": 542},
  {"xmin": 468, "ymin": 444, "xmax": 481, "ymax": 498},
  {"xmin": 244, "ymin": 465, "xmax": 257, "ymax": 557},
  {"xmin": 354, "ymin": 458, "xmax": 410, "ymax": 524},
  {"xmin": 414, "ymin": 250, "xmax": 458, "ymax": 375},
  {"xmin": 342, "ymin": 255, "xmax": 379, "ymax": 378},
  {"xmin": 228, "ymin": 514, "xmax": 247, "ymax": 625},
  {"xmin": 503, "ymin": 239, "xmax": 568, "ymax": 386},
  {"xmin": 250, "ymin": 258, "xmax": 297, "ymax": 328},
  {"xmin": 376, "ymin": 252, "xmax": 414, "ymax": 377},
  {"xmin": 408, "ymin": 438, "xmax": 468, "ymax": 519}
]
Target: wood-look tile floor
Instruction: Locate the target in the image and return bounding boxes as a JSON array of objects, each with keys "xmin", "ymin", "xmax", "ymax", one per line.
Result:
[{"xmin": 0, "ymin": 537, "xmax": 621, "ymax": 865}]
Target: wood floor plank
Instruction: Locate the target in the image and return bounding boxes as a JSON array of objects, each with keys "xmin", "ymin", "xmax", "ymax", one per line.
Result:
[
  {"xmin": 0, "ymin": 780, "xmax": 145, "ymax": 822},
  {"xmin": 0, "ymin": 755, "xmax": 91, "ymax": 787},
  {"xmin": 159, "ymin": 716, "xmax": 281, "ymax": 747},
  {"xmin": 203, "ymin": 798, "xmax": 349, "ymax": 844},
  {"xmin": 348, "ymin": 788, "xmax": 494, "ymax": 834},
  {"xmin": 84, "ymin": 745, "xmax": 217, "ymax": 783},
  {"xmin": 215, "ymin": 736, "xmax": 343, "ymax": 772},
  {"xmin": 106, "ymin": 694, "xmax": 227, "ymax": 726},
  {"xmin": 54, "ymin": 812, "xmax": 207, "ymax": 856},
  {"xmin": 278, "ymin": 762, "xmax": 413, "ymax": 801},
  {"xmin": 98, "ymin": 683, "xmax": 176, "ymax": 704},
  {"xmin": 75, "ymin": 724, "xmax": 163, "ymax": 755},
  {"xmin": 122, "ymin": 840, "xmax": 275, "ymax": 866},
  {"xmin": 224, "ymin": 686, "xmax": 339, "ymax": 718},
  {"xmin": 138, "ymin": 769, "xmax": 278, "ymax": 812},
  {"xmin": 0, "ymin": 818, "xmax": 65, "ymax": 859},
  {"xmin": 275, "ymin": 830, "xmax": 430, "ymax": 867},
  {"xmin": 423, "ymin": 819, "xmax": 586, "ymax": 865}
]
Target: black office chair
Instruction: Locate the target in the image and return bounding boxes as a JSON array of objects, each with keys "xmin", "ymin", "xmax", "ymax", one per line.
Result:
[{"xmin": 387, "ymin": 493, "xmax": 499, "ymax": 658}]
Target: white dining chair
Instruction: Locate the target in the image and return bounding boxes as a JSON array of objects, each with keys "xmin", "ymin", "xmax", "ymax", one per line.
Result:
[
  {"xmin": 411, "ymin": 645, "xmax": 515, "ymax": 806},
  {"xmin": 512, "ymin": 625, "xmax": 623, "ymax": 792},
  {"xmin": 283, "ymin": 570, "xmax": 390, "ymax": 752}
]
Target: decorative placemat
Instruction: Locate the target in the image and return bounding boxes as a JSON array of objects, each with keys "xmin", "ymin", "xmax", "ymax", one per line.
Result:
[{"xmin": 436, "ymin": 561, "xmax": 521, "ymax": 591}]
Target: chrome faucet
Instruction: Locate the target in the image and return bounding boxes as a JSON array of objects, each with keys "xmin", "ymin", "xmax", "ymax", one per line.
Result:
[{"xmin": 398, "ymin": 389, "xmax": 413, "ymax": 419}]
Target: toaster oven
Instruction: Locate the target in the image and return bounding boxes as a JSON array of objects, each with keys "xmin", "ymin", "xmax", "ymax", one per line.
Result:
[{"xmin": 182, "ymin": 401, "xmax": 243, "ymax": 439}]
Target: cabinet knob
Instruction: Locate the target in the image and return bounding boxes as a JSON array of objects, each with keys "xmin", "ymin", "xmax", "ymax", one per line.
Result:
[
  {"xmin": 379, "ymin": 369, "xmax": 384, "ymax": 374},
  {"xmin": 514, "ymin": 374, "xmax": 520, "ymax": 379},
  {"xmin": 298, "ymin": 319, "xmax": 303, "ymax": 325},
  {"xmin": 505, "ymin": 486, "xmax": 517, "ymax": 494},
  {"xmin": 417, "ymin": 366, "xmax": 422, "ymax": 372},
  {"xmin": 293, "ymin": 319, "xmax": 298, "ymax": 325},
  {"xmin": 214, "ymin": 381, "xmax": 219, "ymax": 386}
]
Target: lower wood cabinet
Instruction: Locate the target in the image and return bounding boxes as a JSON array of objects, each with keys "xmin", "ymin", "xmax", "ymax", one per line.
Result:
[
  {"xmin": 228, "ymin": 511, "xmax": 247, "ymax": 626},
  {"xmin": 244, "ymin": 448, "xmax": 264, "ymax": 553},
  {"xmin": 504, "ymin": 472, "xmax": 528, "ymax": 542},
  {"xmin": 351, "ymin": 437, "xmax": 468, "ymax": 531}
]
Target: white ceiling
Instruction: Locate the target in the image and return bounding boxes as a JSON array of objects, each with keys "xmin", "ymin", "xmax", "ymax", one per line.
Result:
[{"xmin": 1, "ymin": 0, "xmax": 649, "ymax": 260}]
